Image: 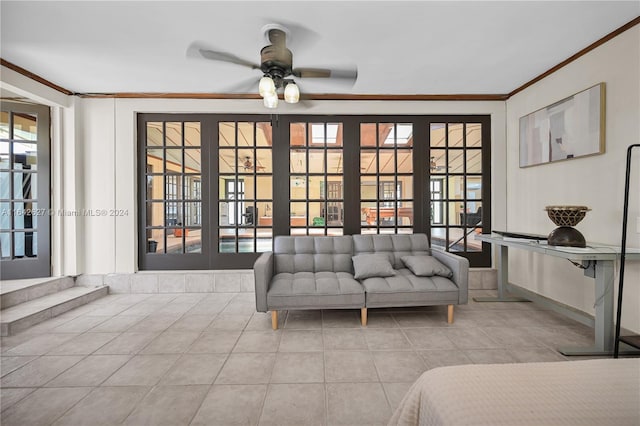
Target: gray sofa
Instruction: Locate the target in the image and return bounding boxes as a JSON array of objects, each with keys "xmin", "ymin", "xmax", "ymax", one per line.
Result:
[{"xmin": 254, "ymin": 233, "xmax": 469, "ymax": 329}]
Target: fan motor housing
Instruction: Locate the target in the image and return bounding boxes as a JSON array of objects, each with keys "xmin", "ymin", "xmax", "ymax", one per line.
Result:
[{"xmin": 260, "ymin": 45, "xmax": 293, "ymax": 83}]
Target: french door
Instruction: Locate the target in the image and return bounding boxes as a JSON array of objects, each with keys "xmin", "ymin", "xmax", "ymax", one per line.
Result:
[{"xmin": 0, "ymin": 101, "xmax": 51, "ymax": 279}]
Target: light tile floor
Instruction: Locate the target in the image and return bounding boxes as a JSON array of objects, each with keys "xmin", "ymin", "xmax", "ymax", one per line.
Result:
[{"xmin": 0, "ymin": 289, "xmax": 600, "ymax": 426}]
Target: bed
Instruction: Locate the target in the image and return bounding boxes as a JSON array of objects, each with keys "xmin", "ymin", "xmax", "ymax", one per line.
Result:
[{"xmin": 388, "ymin": 358, "xmax": 640, "ymax": 426}]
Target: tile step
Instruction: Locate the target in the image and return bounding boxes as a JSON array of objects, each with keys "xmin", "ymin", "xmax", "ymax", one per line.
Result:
[
  {"xmin": 0, "ymin": 286, "xmax": 109, "ymax": 336},
  {"xmin": 0, "ymin": 277, "xmax": 75, "ymax": 309}
]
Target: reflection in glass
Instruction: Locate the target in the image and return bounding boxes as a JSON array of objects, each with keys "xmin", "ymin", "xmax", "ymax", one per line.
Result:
[
  {"xmin": 308, "ymin": 202, "xmax": 324, "ymax": 226},
  {"xmin": 184, "ymin": 122, "xmax": 200, "ymax": 147},
  {"xmin": 429, "ymin": 149, "xmax": 447, "ymax": 174},
  {"xmin": 257, "ymin": 202, "xmax": 273, "ymax": 226},
  {"xmin": 290, "ymin": 123, "xmax": 306, "ymax": 146},
  {"xmin": 326, "ymin": 151, "xmax": 343, "ymax": 174},
  {"xmin": 378, "ymin": 151, "xmax": 395, "ymax": 173},
  {"xmin": 12, "ymin": 143, "xmax": 37, "ymax": 171},
  {"xmin": 326, "ymin": 202, "xmax": 343, "ymax": 226},
  {"xmin": 1, "ymin": 232, "xmax": 10, "ymax": 258},
  {"xmin": 165, "ymin": 122, "xmax": 182, "ymax": 147},
  {"xmin": 256, "ymin": 176, "xmax": 272, "ymax": 199},
  {"xmin": 219, "ymin": 122, "xmax": 235, "ymax": 146},
  {"xmin": 360, "ymin": 150, "xmax": 376, "ymax": 174},
  {"xmin": 239, "ymin": 229, "xmax": 256, "ymax": 253},
  {"xmin": 185, "ymin": 202, "xmax": 202, "ymax": 226},
  {"xmin": 290, "ymin": 176, "xmax": 306, "ymax": 200},
  {"xmin": 361, "ymin": 201, "xmax": 377, "ymax": 225},
  {"xmin": 290, "ymin": 202, "xmax": 307, "ymax": 225},
  {"xmin": 14, "ymin": 113, "xmax": 37, "ymax": 141},
  {"xmin": 445, "ymin": 176, "xmax": 465, "ymax": 200},
  {"xmin": 0, "ymin": 141, "xmax": 9, "ymax": 169},
  {"xmin": 165, "ymin": 149, "xmax": 183, "ymax": 173},
  {"xmin": 147, "ymin": 122, "xmax": 163, "ymax": 146},
  {"xmin": 466, "ymin": 123, "xmax": 482, "ymax": 147},
  {"xmin": 237, "ymin": 122, "xmax": 254, "ymax": 147},
  {"xmin": 448, "ymin": 123, "xmax": 464, "ymax": 147},
  {"xmin": 466, "ymin": 178, "xmax": 482, "ymax": 202},
  {"xmin": 147, "ymin": 176, "xmax": 164, "ymax": 200},
  {"xmin": 309, "ymin": 123, "xmax": 342, "ymax": 146},
  {"xmin": 396, "ymin": 149, "xmax": 412, "ymax": 173},
  {"xmin": 397, "ymin": 175, "xmax": 413, "ymax": 199},
  {"xmin": 147, "ymin": 202, "xmax": 165, "ymax": 227},
  {"xmin": 360, "ymin": 182, "xmax": 377, "ymax": 201},
  {"xmin": 218, "ymin": 149, "xmax": 235, "ymax": 174},
  {"xmin": 241, "ymin": 202, "xmax": 256, "ymax": 226},
  {"xmin": 184, "ymin": 149, "xmax": 201, "ymax": 173},
  {"xmin": 308, "ymin": 149, "xmax": 325, "ymax": 173},
  {"xmin": 183, "ymin": 175, "xmax": 201, "ymax": 200},
  {"xmin": 379, "ymin": 123, "xmax": 394, "ymax": 146},
  {"xmin": 382, "ymin": 123, "xmax": 412, "ymax": 146},
  {"xmin": 290, "ymin": 149, "xmax": 306, "ymax": 173},
  {"xmin": 219, "ymin": 235, "xmax": 236, "ymax": 253},
  {"xmin": 165, "ymin": 201, "xmax": 182, "ymax": 229},
  {"xmin": 255, "ymin": 149, "xmax": 272, "ymax": 173},
  {"xmin": 0, "ymin": 202, "xmax": 9, "ymax": 230},
  {"xmin": 146, "ymin": 149, "xmax": 164, "ymax": 175},
  {"xmin": 430, "ymin": 123, "xmax": 446, "ymax": 147},
  {"xmin": 467, "ymin": 149, "xmax": 482, "ymax": 173},
  {"xmin": 449, "ymin": 202, "xmax": 463, "ymax": 226},
  {"xmin": 257, "ymin": 231, "xmax": 273, "ymax": 252},
  {"xmin": 396, "ymin": 201, "xmax": 413, "ymax": 226},
  {"xmin": 237, "ymin": 149, "xmax": 253, "ymax": 172},
  {"xmin": 256, "ymin": 122, "xmax": 272, "ymax": 147},
  {"xmin": 0, "ymin": 112, "xmax": 9, "ymax": 138},
  {"xmin": 431, "ymin": 227, "xmax": 446, "ymax": 250},
  {"xmin": 307, "ymin": 176, "xmax": 319, "ymax": 198}
]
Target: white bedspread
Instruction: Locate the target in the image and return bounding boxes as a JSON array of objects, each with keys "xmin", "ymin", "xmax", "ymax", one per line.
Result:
[{"xmin": 388, "ymin": 358, "xmax": 640, "ymax": 426}]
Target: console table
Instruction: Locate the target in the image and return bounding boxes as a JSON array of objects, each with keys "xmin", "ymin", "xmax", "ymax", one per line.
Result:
[{"xmin": 475, "ymin": 233, "xmax": 640, "ymax": 356}]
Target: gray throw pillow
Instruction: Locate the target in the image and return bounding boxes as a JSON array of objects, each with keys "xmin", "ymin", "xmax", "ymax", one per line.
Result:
[
  {"xmin": 352, "ymin": 254, "xmax": 396, "ymax": 279},
  {"xmin": 401, "ymin": 255, "xmax": 453, "ymax": 278}
]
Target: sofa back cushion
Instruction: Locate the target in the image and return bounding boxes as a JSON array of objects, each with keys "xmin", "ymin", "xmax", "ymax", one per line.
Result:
[
  {"xmin": 274, "ymin": 236, "xmax": 354, "ymax": 274},
  {"xmin": 352, "ymin": 234, "xmax": 431, "ymax": 269}
]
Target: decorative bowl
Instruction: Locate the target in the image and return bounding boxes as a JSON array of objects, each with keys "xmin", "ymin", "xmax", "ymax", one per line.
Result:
[{"xmin": 544, "ymin": 205, "xmax": 591, "ymax": 227}]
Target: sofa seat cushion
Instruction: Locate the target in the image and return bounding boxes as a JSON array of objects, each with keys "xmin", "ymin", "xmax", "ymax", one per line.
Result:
[
  {"xmin": 361, "ymin": 268, "xmax": 459, "ymax": 307},
  {"xmin": 268, "ymin": 271, "xmax": 365, "ymax": 309}
]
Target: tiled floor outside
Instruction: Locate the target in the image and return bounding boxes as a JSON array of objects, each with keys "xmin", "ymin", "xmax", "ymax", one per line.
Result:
[{"xmin": 0, "ymin": 289, "xmax": 598, "ymax": 425}]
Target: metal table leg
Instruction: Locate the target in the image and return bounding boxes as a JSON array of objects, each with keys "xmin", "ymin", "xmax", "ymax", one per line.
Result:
[
  {"xmin": 474, "ymin": 244, "xmax": 530, "ymax": 302},
  {"xmin": 559, "ymin": 260, "xmax": 614, "ymax": 356}
]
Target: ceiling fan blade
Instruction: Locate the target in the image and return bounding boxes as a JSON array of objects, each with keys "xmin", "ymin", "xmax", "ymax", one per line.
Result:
[
  {"xmin": 293, "ymin": 67, "xmax": 358, "ymax": 84},
  {"xmin": 187, "ymin": 42, "xmax": 260, "ymax": 70},
  {"xmin": 292, "ymin": 68, "xmax": 331, "ymax": 78}
]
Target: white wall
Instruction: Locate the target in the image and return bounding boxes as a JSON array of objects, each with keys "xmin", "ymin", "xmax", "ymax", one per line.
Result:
[{"xmin": 506, "ymin": 27, "xmax": 640, "ymax": 333}]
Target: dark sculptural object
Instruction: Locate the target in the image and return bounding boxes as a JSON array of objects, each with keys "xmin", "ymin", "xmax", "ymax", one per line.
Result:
[{"xmin": 544, "ymin": 206, "xmax": 591, "ymax": 248}]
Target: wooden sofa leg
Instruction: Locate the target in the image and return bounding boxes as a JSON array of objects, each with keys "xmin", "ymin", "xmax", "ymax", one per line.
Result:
[
  {"xmin": 447, "ymin": 305, "xmax": 454, "ymax": 324},
  {"xmin": 361, "ymin": 308, "xmax": 368, "ymax": 326},
  {"xmin": 271, "ymin": 311, "xmax": 278, "ymax": 330}
]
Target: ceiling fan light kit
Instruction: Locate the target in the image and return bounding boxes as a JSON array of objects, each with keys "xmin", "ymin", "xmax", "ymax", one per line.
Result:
[
  {"xmin": 263, "ymin": 92, "xmax": 279, "ymax": 108},
  {"xmin": 284, "ymin": 82, "xmax": 300, "ymax": 103},
  {"xmin": 259, "ymin": 76, "xmax": 276, "ymax": 97},
  {"xmin": 189, "ymin": 23, "xmax": 357, "ymax": 109}
]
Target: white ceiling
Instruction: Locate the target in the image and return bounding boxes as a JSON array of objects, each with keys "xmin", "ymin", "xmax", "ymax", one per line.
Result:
[{"xmin": 1, "ymin": 1, "xmax": 638, "ymax": 95}]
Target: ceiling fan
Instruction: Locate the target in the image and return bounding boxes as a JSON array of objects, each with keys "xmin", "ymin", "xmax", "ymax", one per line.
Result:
[
  {"xmin": 430, "ymin": 156, "xmax": 448, "ymax": 172},
  {"xmin": 242, "ymin": 156, "xmax": 265, "ymax": 171},
  {"xmin": 187, "ymin": 23, "xmax": 358, "ymax": 108}
]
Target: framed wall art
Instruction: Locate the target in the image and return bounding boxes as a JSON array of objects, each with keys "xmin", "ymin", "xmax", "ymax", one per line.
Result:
[{"xmin": 519, "ymin": 83, "xmax": 605, "ymax": 168}]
